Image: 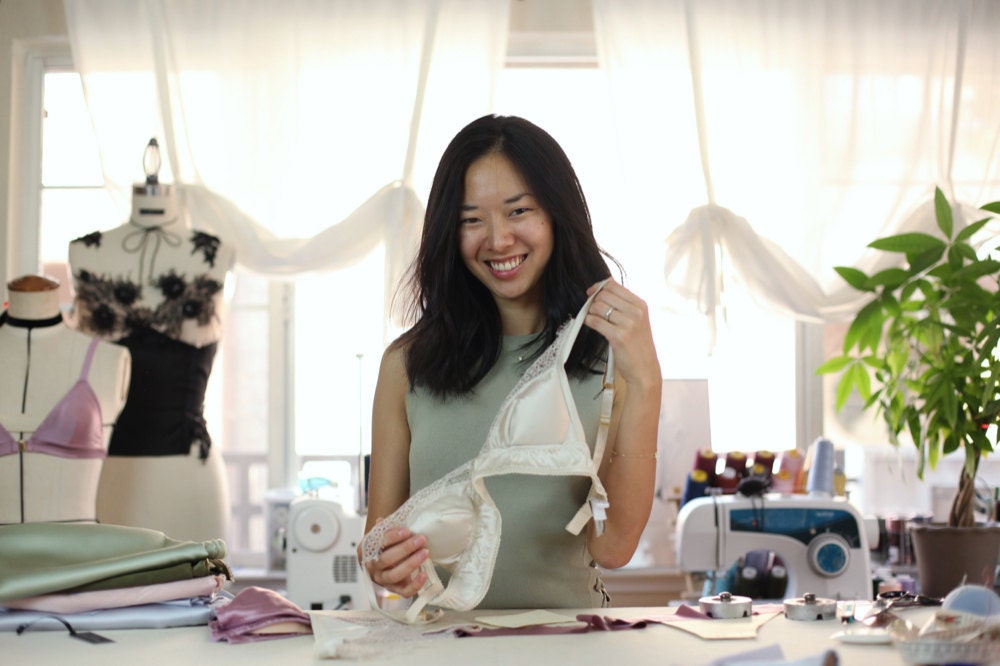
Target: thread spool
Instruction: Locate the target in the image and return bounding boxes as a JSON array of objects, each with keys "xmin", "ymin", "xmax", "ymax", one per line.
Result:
[
  {"xmin": 716, "ymin": 467, "xmax": 739, "ymax": 494},
  {"xmin": 779, "ymin": 449, "xmax": 804, "ymax": 492},
  {"xmin": 681, "ymin": 468, "xmax": 710, "ymax": 507},
  {"xmin": 764, "ymin": 564, "xmax": 788, "ymax": 600},
  {"xmin": 694, "ymin": 449, "xmax": 717, "ymax": 483},
  {"xmin": 833, "ymin": 467, "xmax": 846, "ymax": 496},
  {"xmin": 752, "ymin": 450, "xmax": 776, "ymax": 476},
  {"xmin": 725, "ymin": 451, "xmax": 748, "ymax": 477},
  {"xmin": 770, "ymin": 470, "xmax": 794, "ymax": 495},
  {"xmin": 806, "ymin": 437, "xmax": 835, "ymax": 497}
]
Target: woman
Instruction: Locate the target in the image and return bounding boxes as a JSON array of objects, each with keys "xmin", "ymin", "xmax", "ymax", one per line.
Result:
[{"xmin": 364, "ymin": 115, "xmax": 661, "ymax": 609}]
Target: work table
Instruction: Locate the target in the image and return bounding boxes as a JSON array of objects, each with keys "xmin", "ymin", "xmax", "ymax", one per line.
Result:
[{"xmin": 0, "ymin": 604, "xmax": 939, "ymax": 665}]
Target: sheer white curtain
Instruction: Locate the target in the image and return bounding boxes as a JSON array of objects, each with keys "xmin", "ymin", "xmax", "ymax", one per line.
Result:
[
  {"xmin": 62, "ymin": 0, "xmax": 510, "ymax": 325},
  {"xmin": 593, "ymin": 0, "xmax": 1000, "ymax": 333}
]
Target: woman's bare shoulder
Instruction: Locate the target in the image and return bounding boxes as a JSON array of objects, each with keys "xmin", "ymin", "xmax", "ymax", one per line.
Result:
[{"xmin": 377, "ymin": 339, "xmax": 410, "ymax": 390}]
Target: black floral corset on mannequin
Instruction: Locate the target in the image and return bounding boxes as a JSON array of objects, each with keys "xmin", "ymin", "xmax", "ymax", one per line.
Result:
[
  {"xmin": 69, "ymin": 227, "xmax": 228, "ymax": 460},
  {"xmin": 72, "ymin": 230, "xmax": 223, "ymax": 340}
]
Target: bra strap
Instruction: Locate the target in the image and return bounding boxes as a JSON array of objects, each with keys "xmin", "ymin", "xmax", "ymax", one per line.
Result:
[
  {"xmin": 586, "ymin": 356, "xmax": 615, "ymax": 536},
  {"xmin": 557, "ymin": 279, "xmax": 610, "ymax": 365},
  {"xmin": 79, "ymin": 338, "xmax": 101, "ymax": 380},
  {"xmin": 564, "ymin": 281, "xmax": 614, "ymax": 536}
]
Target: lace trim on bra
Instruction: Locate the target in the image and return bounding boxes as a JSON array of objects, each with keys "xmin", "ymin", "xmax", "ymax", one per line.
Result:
[{"xmin": 360, "ymin": 317, "xmax": 579, "ymax": 575}]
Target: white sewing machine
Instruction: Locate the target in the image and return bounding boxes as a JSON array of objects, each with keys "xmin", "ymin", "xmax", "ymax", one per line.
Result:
[
  {"xmin": 675, "ymin": 494, "xmax": 874, "ymax": 601},
  {"xmin": 284, "ymin": 493, "xmax": 370, "ymax": 611}
]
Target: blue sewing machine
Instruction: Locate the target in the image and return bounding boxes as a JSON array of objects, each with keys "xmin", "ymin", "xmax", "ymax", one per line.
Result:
[{"xmin": 675, "ymin": 494, "xmax": 874, "ymax": 601}]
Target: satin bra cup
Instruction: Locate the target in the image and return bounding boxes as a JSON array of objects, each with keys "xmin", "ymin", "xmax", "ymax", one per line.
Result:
[
  {"xmin": 406, "ymin": 493, "xmax": 476, "ymax": 567},
  {"xmin": 361, "ymin": 282, "xmax": 614, "ymax": 624}
]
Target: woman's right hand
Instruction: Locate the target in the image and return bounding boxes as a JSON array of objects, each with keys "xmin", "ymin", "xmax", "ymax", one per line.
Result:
[{"xmin": 364, "ymin": 525, "xmax": 430, "ymax": 598}]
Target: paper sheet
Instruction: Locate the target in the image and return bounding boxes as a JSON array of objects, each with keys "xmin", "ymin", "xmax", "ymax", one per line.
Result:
[{"xmin": 666, "ymin": 612, "xmax": 781, "ymax": 640}]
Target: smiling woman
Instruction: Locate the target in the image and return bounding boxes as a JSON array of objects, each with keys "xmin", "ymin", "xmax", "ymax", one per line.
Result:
[{"xmin": 362, "ymin": 114, "xmax": 662, "ymax": 612}]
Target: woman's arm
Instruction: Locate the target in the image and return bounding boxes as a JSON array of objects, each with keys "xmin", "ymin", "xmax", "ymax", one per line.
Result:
[
  {"xmin": 360, "ymin": 344, "xmax": 429, "ymax": 597},
  {"xmin": 583, "ymin": 280, "xmax": 662, "ymax": 568}
]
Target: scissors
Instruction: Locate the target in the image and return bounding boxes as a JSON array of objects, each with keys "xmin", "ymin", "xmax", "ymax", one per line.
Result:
[{"xmin": 862, "ymin": 590, "xmax": 942, "ymax": 627}]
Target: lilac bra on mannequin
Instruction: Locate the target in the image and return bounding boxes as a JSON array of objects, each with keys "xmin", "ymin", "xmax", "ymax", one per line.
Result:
[
  {"xmin": 0, "ymin": 275, "xmax": 130, "ymax": 524},
  {"xmin": 0, "ymin": 333, "xmax": 104, "ymax": 459}
]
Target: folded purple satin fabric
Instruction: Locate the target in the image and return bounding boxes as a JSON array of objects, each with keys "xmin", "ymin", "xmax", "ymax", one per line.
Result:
[{"xmin": 209, "ymin": 586, "xmax": 311, "ymax": 644}]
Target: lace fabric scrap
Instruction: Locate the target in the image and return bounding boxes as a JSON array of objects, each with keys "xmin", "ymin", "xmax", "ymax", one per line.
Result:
[{"xmin": 311, "ymin": 612, "xmax": 458, "ymax": 660}]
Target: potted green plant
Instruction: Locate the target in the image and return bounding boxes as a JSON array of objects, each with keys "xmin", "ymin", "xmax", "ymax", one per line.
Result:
[{"xmin": 817, "ymin": 187, "xmax": 1000, "ymax": 596}]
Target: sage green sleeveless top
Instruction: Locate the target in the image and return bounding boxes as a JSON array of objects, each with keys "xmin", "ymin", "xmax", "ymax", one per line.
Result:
[{"xmin": 407, "ymin": 334, "xmax": 608, "ymax": 609}]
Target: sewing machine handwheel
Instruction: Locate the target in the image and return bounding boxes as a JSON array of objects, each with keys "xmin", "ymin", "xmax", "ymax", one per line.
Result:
[{"xmin": 806, "ymin": 532, "xmax": 850, "ymax": 577}]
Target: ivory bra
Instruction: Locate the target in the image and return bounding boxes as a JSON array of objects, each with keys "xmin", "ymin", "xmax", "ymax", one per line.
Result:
[{"xmin": 360, "ymin": 283, "xmax": 613, "ymax": 623}]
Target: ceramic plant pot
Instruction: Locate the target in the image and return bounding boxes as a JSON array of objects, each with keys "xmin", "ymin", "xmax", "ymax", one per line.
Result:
[{"xmin": 909, "ymin": 523, "xmax": 1000, "ymax": 599}]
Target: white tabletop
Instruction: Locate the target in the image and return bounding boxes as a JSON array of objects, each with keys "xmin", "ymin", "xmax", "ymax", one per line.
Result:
[{"xmin": 0, "ymin": 605, "xmax": 936, "ymax": 666}]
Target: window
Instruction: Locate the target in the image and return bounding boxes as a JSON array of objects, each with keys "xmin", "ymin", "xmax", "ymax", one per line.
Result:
[{"xmin": 32, "ymin": 54, "xmax": 796, "ymax": 570}]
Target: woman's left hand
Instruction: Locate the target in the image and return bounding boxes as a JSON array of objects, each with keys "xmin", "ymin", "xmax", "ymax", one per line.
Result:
[{"xmin": 585, "ymin": 279, "xmax": 660, "ymax": 393}]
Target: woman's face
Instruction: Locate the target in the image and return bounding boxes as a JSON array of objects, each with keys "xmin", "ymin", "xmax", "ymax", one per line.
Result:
[{"xmin": 458, "ymin": 151, "xmax": 554, "ymax": 312}]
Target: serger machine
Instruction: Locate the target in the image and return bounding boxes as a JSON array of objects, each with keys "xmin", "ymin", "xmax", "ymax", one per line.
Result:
[
  {"xmin": 285, "ymin": 493, "xmax": 370, "ymax": 611},
  {"xmin": 676, "ymin": 494, "xmax": 874, "ymax": 601}
]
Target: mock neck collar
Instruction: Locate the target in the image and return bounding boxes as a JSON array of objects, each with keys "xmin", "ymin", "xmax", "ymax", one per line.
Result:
[{"xmin": 0, "ymin": 311, "xmax": 64, "ymax": 329}]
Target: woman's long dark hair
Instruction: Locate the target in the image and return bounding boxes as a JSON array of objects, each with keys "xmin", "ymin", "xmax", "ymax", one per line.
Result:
[{"xmin": 397, "ymin": 115, "xmax": 621, "ymax": 397}]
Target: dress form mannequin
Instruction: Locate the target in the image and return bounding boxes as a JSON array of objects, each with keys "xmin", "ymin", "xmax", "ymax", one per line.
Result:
[
  {"xmin": 67, "ymin": 139, "xmax": 235, "ymax": 543},
  {"xmin": 0, "ymin": 275, "xmax": 130, "ymax": 524}
]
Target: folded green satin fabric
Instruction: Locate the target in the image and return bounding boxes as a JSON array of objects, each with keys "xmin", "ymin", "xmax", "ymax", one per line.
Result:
[{"xmin": 0, "ymin": 523, "xmax": 231, "ymax": 602}]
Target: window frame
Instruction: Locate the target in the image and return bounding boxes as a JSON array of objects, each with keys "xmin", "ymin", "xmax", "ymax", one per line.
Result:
[{"xmin": 13, "ymin": 42, "xmax": 73, "ymax": 277}]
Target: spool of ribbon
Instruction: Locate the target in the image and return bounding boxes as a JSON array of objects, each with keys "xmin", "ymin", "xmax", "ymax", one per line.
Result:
[
  {"xmin": 806, "ymin": 437, "xmax": 835, "ymax": 496},
  {"xmin": 681, "ymin": 469, "xmax": 710, "ymax": 507}
]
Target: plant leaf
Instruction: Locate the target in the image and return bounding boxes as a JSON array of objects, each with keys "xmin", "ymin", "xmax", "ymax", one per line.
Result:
[
  {"xmin": 869, "ymin": 233, "xmax": 946, "ymax": 255},
  {"xmin": 851, "ymin": 362, "xmax": 872, "ymax": 402},
  {"xmin": 868, "ymin": 268, "xmax": 910, "ymax": 289},
  {"xmin": 956, "ymin": 217, "xmax": 992, "ymax": 242},
  {"xmin": 834, "ymin": 266, "xmax": 872, "ymax": 292},
  {"xmin": 954, "ymin": 259, "xmax": 1000, "ymax": 280},
  {"xmin": 844, "ymin": 299, "xmax": 884, "ymax": 353},
  {"xmin": 815, "ymin": 355, "xmax": 853, "ymax": 375},
  {"xmin": 934, "ymin": 187, "xmax": 953, "ymax": 239},
  {"xmin": 834, "ymin": 371, "xmax": 854, "ymax": 412},
  {"xmin": 981, "ymin": 201, "xmax": 1000, "ymax": 214},
  {"xmin": 909, "ymin": 246, "xmax": 946, "ymax": 273}
]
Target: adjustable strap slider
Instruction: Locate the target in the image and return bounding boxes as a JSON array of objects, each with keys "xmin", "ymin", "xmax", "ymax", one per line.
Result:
[{"xmin": 590, "ymin": 498, "xmax": 610, "ymax": 536}]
